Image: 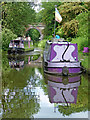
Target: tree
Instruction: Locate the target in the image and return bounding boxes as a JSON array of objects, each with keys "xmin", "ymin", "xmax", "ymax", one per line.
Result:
[
  {"xmin": 58, "ymin": 2, "xmax": 88, "ymax": 24},
  {"xmin": 2, "ymin": 55, "xmax": 40, "ymax": 118},
  {"xmin": 2, "ymin": 2, "xmax": 36, "ymax": 36},
  {"xmin": 36, "ymin": 10, "xmax": 43, "ymax": 23},
  {"xmin": 39, "ymin": 2, "xmax": 88, "ymax": 38},
  {"xmin": 56, "ymin": 2, "xmax": 88, "ymax": 38},
  {"xmin": 40, "ymin": 2, "xmax": 62, "ymax": 37},
  {"xmin": 26, "ymin": 28, "xmax": 40, "ymax": 45},
  {"xmin": 2, "ymin": 28, "xmax": 17, "ymax": 50}
]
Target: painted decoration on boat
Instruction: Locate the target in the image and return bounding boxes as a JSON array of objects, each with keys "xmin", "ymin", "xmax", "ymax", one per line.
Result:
[{"xmin": 50, "ymin": 44, "xmax": 78, "ymax": 62}]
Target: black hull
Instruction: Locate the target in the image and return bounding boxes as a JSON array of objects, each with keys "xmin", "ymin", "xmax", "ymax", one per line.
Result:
[{"xmin": 8, "ymin": 48, "xmax": 25, "ymax": 54}]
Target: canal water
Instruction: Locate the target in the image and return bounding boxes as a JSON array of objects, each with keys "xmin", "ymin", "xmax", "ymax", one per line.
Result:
[{"xmin": 1, "ymin": 50, "xmax": 88, "ymax": 119}]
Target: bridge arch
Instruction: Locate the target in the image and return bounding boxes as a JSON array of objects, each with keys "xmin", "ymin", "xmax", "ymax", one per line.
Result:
[{"xmin": 25, "ymin": 23, "xmax": 45, "ymax": 40}]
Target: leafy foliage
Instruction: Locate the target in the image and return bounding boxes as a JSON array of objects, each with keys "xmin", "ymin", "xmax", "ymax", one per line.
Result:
[
  {"xmin": 75, "ymin": 12, "xmax": 88, "ymax": 38},
  {"xmin": 41, "ymin": 2, "xmax": 62, "ymax": 36},
  {"xmin": 79, "ymin": 52, "xmax": 90, "ymax": 72},
  {"xmin": 58, "ymin": 2, "xmax": 88, "ymax": 24},
  {"xmin": 40, "ymin": 2, "xmax": 88, "ymax": 38},
  {"xmin": 71, "ymin": 37, "xmax": 88, "ymax": 52},
  {"xmin": 36, "ymin": 10, "xmax": 43, "ymax": 23},
  {"xmin": 56, "ymin": 2, "xmax": 88, "ymax": 38},
  {"xmin": 2, "ymin": 2, "xmax": 36, "ymax": 36},
  {"xmin": 26, "ymin": 29, "xmax": 40, "ymax": 44},
  {"xmin": 2, "ymin": 28, "xmax": 17, "ymax": 50},
  {"xmin": 57, "ymin": 19, "xmax": 79, "ymax": 38},
  {"xmin": 38, "ymin": 39, "xmax": 47, "ymax": 49},
  {"xmin": 71, "ymin": 12, "xmax": 89, "ymax": 51}
]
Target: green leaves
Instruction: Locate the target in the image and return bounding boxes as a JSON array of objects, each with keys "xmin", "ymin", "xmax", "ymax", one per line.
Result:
[
  {"xmin": 2, "ymin": 2, "xmax": 36, "ymax": 36},
  {"xmin": 26, "ymin": 28, "xmax": 40, "ymax": 45},
  {"xmin": 2, "ymin": 28, "xmax": 17, "ymax": 50},
  {"xmin": 56, "ymin": 2, "xmax": 88, "ymax": 38},
  {"xmin": 58, "ymin": 2, "xmax": 88, "ymax": 23},
  {"xmin": 71, "ymin": 12, "xmax": 89, "ymax": 51},
  {"xmin": 41, "ymin": 2, "xmax": 61, "ymax": 36},
  {"xmin": 1, "ymin": 2, "xmax": 36, "ymax": 49},
  {"xmin": 40, "ymin": 2, "xmax": 88, "ymax": 38},
  {"xmin": 75, "ymin": 12, "xmax": 88, "ymax": 38},
  {"xmin": 38, "ymin": 39, "xmax": 47, "ymax": 49},
  {"xmin": 63, "ymin": 19, "xmax": 79, "ymax": 37}
]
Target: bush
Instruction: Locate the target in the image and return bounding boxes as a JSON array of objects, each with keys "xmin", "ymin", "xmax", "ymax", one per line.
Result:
[
  {"xmin": 56, "ymin": 3, "xmax": 88, "ymax": 38},
  {"xmin": 57, "ymin": 19, "xmax": 79, "ymax": 38},
  {"xmin": 58, "ymin": 2, "xmax": 88, "ymax": 23},
  {"xmin": 2, "ymin": 28, "xmax": 17, "ymax": 50},
  {"xmin": 71, "ymin": 12, "xmax": 89, "ymax": 51},
  {"xmin": 71, "ymin": 37, "xmax": 88, "ymax": 51},
  {"xmin": 56, "ymin": 28, "xmax": 64, "ymax": 38},
  {"xmin": 47, "ymin": 35, "xmax": 53, "ymax": 40},
  {"xmin": 75, "ymin": 12, "xmax": 88, "ymax": 38},
  {"xmin": 64, "ymin": 19, "xmax": 78, "ymax": 37},
  {"xmin": 38, "ymin": 39, "xmax": 47, "ymax": 49},
  {"xmin": 66, "ymin": 12, "xmax": 89, "ymax": 51}
]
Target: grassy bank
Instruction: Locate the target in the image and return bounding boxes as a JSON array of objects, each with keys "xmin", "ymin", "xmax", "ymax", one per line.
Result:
[
  {"xmin": 38, "ymin": 39, "xmax": 47, "ymax": 50},
  {"xmin": 79, "ymin": 52, "xmax": 90, "ymax": 73}
]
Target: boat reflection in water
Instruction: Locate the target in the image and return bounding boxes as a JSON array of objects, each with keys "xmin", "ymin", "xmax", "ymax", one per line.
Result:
[
  {"xmin": 8, "ymin": 55, "xmax": 42, "ymax": 71},
  {"xmin": 44, "ymin": 73, "xmax": 81, "ymax": 111},
  {"xmin": 8, "ymin": 55, "xmax": 24, "ymax": 71}
]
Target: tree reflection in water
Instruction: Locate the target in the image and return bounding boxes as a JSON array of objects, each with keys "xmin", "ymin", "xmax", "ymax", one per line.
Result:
[
  {"xmin": 2, "ymin": 54, "xmax": 41, "ymax": 118},
  {"xmin": 2, "ymin": 85, "xmax": 40, "ymax": 118}
]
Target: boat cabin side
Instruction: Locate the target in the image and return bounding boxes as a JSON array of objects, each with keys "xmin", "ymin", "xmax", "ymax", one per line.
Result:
[
  {"xmin": 44, "ymin": 40, "xmax": 79, "ymax": 63},
  {"xmin": 9, "ymin": 40, "xmax": 24, "ymax": 48}
]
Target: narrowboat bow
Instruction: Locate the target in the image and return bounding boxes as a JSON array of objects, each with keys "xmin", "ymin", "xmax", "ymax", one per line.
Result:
[{"xmin": 43, "ymin": 38, "xmax": 82, "ymax": 76}]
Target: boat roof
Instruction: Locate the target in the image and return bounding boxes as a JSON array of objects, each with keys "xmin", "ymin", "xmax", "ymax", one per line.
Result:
[
  {"xmin": 11, "ymin": 37, "xmax": 23, "ymax": 42},
  {"xmin": 46, "ymin": 38, "xmax": 71, "ymax": 44}
]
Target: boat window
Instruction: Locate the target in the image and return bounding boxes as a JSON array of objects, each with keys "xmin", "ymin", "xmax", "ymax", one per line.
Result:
[
  {"xmin": 46, "ymin": 46, "xmax": 51, "ymax": 61},
  {"xmin": 14, "ymin": 40, "xmax": 20, "ymax": 44},
  {"xmin": 45, "ymin": 42, "xmax": 50, "ymax": 51},
  {"xmin": 44, "ymin": 43, "xmax": 51, "ymax": 61}
]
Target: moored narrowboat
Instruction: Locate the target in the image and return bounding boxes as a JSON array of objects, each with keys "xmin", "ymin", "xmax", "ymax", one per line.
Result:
[
  {"xmin": 8, "ymin": 37, "xmax": 25, "ymax": 54},
  {"xmin": 43, "ymin": 38, "xmax": 82, "ymax": 76}
]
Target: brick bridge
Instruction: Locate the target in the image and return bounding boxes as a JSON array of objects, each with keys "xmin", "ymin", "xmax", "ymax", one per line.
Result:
[{"xmin": 25, "ymin": 23, "xmax": 45, "ymax": 40}]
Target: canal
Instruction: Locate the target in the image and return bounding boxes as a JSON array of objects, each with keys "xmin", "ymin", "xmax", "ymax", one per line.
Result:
[{"xmin": 1, "ymin": 50, "xmax": 88, "ymax": 119}]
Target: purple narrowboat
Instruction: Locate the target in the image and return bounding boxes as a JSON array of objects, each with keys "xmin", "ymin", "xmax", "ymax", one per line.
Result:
[{"xmin": 43, "ymin": 38, "xmax": 82, "ymax": 76}]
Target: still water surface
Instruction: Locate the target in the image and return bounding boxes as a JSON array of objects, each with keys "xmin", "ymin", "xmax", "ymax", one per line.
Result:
[{"xmin": 1, "ymin": 51, "xmax": 88, "ymax": 118}]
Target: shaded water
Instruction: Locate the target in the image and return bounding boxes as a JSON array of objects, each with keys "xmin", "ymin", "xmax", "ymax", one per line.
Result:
[{"xmin": 1, "ymin": 51, "xmax": 88, "ymax": 119}]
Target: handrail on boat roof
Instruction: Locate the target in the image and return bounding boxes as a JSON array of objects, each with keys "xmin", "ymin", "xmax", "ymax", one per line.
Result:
[
  {"xmin": 10, "ymin": 37, "xmax": 23, "ymax": 42},
  {"xmin": 52, "ymin": 38, "xmax": 65, "ymax": 42},
  {"xmin": 46, "ymin": 38, "xmax": 71, "ymax": 44}
]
